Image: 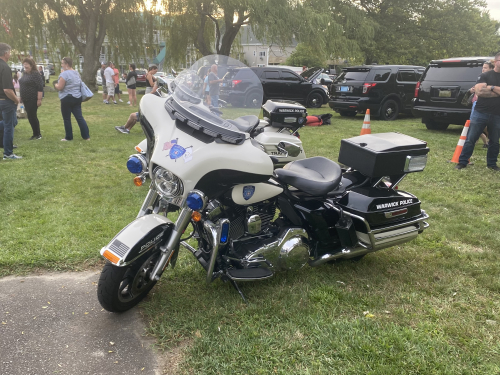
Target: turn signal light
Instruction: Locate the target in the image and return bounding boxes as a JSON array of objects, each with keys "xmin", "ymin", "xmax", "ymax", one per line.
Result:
[
  {"xmin": 103, "ymin": 250, "xmax": 120, "ymax": 264},
  {"xmin": 135, "ymin": 146, "xmax": 143, "ymax": 153},
  {"xmin": 191, "ymin": 211, "xmax": 202, "ymax": 222},
  {"xmin": 134, "ymin": 176, "xmax": 143, "ymax": 186},
  {"xmin": 363, "ymin": 83, "xmax": 377, "ymax": 94},
  {"xmin": 414, "ymin": 81, "xmax": 421, "ymax": 98}
]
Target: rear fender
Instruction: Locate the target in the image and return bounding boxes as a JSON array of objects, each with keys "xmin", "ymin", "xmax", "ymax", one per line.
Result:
[{"xmin": 100, "ymin": 214, "xmax": 174, "ymax": 267}]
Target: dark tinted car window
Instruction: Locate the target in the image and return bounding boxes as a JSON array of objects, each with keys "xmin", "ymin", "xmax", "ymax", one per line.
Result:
[
  {"xmin": 397, "ymin": 70, "xmax": 417, "ymax": 82},
  {"xmin": 281, "ymin": 71, "xmax": 301, "ymax": 81},
  {"xmin": 235, "ymin": 69, "xmax": 256, "ymax": 80},
  {"xmin": 415, "ymin": 69, "xmax": 424, "ymax": 81},
  {"xmin": 373, "ymin": 70, "xmax": 391, "ymax": 82},
  {"xmin": 423, "ymin": 66, "xmax": 481, "ymax": 82},
  {"xmin": 264, "ymin": 71, "xmax": 280, "ymax": 80},
  {"xmin": 339, "ymin": 70, "xmax": 370, "ymax": 81}
]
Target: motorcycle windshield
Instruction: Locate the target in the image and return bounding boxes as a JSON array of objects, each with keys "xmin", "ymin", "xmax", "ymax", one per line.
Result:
[{"xmin": 170, "ymin": 55, "xmax": 264, "ymax": 142}]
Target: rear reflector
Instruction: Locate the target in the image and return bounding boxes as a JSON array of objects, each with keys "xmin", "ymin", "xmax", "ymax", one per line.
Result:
[{"xmin": 384, "ymin": 208, "xmax": 408, "ymax": 219}]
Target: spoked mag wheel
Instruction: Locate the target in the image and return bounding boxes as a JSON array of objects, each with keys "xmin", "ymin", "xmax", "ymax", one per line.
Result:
[{"xmin": 97, "ymin": 251, "xmax": 160, "ymax": 312}]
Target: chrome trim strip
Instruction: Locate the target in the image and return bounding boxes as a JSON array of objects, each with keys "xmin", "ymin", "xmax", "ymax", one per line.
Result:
[
  {"xmin": 205, "ymin": 218, "xmax": 229, "ymax": 284},
  {"xmin": 137, "ymin": 189, "xmax": 158, "ymax": 218}
]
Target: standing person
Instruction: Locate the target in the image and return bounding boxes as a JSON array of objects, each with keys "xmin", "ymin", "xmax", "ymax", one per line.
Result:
[
  {"xmin": 456, "ymin": 52, "xmax": 500, "ymax": 171},
  {"xmin": 469, "ymin": 61, "xmax": 494, "ymax": 148},
  {"xmin": 53, "ymin": 57, "xmax": 90, "ymax": 141},
  {"xmin": 103, "ymin": 61, "xmax": 116, "ymax": 104},
  {"xmin": 19, "ymin": 58, "xmax": 44, "ymax": 140},
  {"xmin": 208, "ymin": 64, "xmax": 223, "ymax": 108},
  {"xmin": 100, "ymin": 62, "xmax": 108, "ymax": 103},
  {"xmin": 38, "ymin": 66, "xmax": 46, "ymax": 98},
  {"xmin": 145, "ymin": 65, "xmax": 157, "ymax": 94},
  {"xmin": 111, "ymin": 62, "xmax": 122, "ymax": 102},
  {"xmin": 0, "ymin": 43, "xmax": 21, "ymax": 159},
  {"xmin": 126, "ymin": 64, "xmax": 138, "ymax": 106},
  {"xmin": 202, "ymin": 71, "xmax": 210, "ymax": 106}
]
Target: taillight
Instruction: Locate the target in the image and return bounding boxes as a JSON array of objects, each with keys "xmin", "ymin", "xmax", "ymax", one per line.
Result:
[
  {"xmin": 414, "ymin": 81, "xmax": 421, "ymax": 98},
  {"xmin": 362, "ymin": 83, "xmax": 377, "ymax": 94},
  {"xmin": 232, "ymin": 80, "xmax": 242, "ymax": 87}
]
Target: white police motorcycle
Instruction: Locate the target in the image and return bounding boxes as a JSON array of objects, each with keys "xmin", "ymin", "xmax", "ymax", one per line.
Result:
[{"xmin": 97, "ymin": 56, "xmax": 430, "ymax": 312}]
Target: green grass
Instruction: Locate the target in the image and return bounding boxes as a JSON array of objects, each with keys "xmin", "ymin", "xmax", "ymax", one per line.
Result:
[{"xmin": 1, "ymin": 95, "xmax": 499, "ymax": 374}]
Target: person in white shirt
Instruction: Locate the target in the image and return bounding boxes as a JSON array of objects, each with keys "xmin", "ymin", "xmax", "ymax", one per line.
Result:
[{"xmin": 103, "ymin": 62, "xmax": 116, "ymax": 104}]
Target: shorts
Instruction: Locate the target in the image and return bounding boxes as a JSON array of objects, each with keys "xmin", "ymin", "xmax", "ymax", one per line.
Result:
[
  {"xmin": 115, "ymin": 84, "xmax": 121, "ymax": 95},
  {"xmin": 127, "ymin": 84, "xmax": 137, "ymax": 90},
  {"xmin": 102, "ymin": 84, "xmax": 108, "ymax": 94},
  {"xmin": 106, "ymin": 82, "xmax": 115, "ymax": 95}
]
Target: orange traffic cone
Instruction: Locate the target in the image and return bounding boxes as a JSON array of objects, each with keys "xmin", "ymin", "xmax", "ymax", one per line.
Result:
[
  {"xmin": 450, "ymin": 120, "xmax": 470, "ymax": 163},
  {"xmin": 360, "ymin": 109, "xmax": 371, "ymax": 135}
]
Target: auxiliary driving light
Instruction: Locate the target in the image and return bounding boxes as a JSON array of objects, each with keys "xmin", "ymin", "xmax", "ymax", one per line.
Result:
[
  {"xmin": 186, "ymin": 192, "xmax": 205, "ymax": 211},
  {"xmin": 127, "ymin": 155, "xmax": 146, "ymax": 174}
]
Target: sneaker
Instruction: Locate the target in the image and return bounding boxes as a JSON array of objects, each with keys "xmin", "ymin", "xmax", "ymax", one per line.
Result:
[
  {"xmin": 29, "ymin": 135, "xmax": 37, "ymax": 140},
  {"xmin": 104, "ymin": 101, "xmax": 109, "ymax": 104},
  {"xmin": 487, "ymin": 165, "xmax": 500, "ymax": 171},
  {"xmin": 35, "ymin": 135, "xmax": 42, "ymax": 140},
  {"xmin": 30, "ymin": 135, "xmax": 42, "ymax": 140},
  {"xmin": 3, "ymin": 153, "xmax": 22, "ymax": 160},
  {"xmin": 119, "ymin": 99, "xmax": 123, "ymax": 102},
  {"xmin": 455, "ymin": 163, "xmax": 467, "ymax": 170},
  {"xmin": 114, "ymin": 101, "xmax": 117, "ymax": 105},
  {"xmin": 115, "ymin": 126, "xmax": 130, "ymax": 134},
  {"xmin": 127, "ymin": 101, "xmax": 130, "ymax": 105}
]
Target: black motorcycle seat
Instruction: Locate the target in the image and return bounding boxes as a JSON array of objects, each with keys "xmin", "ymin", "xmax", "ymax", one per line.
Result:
[
  {"xmin": 227, "ymin": 115, "xmax": 260, "ymax": 133},
  {"xmin": 274, "ymin": 157, "xmax": 342, "ymax": 196}
]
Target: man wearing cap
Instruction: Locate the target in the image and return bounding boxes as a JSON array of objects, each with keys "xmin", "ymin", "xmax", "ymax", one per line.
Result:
[
  {"xmin": 103, "ymin": 61, "xmax": 116, "ymax": 104},
  {"xmin": 457, "ymin": 52, "xmax": 500, "ymax": 171},
  {"xmin": 0, "ymin": 42, "xmax": 21, "ymax": 160}
]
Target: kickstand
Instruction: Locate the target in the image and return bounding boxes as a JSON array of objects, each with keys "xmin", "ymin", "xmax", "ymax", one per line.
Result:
[{"xmin": 229, "ymin": 279, "xmax": 248, "ymax": 304}]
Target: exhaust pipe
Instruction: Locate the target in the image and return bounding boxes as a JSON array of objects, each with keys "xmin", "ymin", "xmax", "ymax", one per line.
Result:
[{"xmin": 308, "ymin": 243, "xmax": 370, "ymax": 267}]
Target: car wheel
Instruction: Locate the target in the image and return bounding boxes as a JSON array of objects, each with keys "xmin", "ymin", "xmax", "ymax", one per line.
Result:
[
  {"xmin": 380, "ymin": 99, "xmax": 400, "ymax": 121},
  {"xmin": 423, "ymin": 118, "xmax": 449, "ymax": 131},
  {"xmin": 339, "ymin": 110, "xmax": 357, "ymax": 117},
  {"xmin": 245, "ymin": 91, "xmax": 262, "ymax": 108},
  {"xmin": 307, "ymin": 92, "xmax": 323, "ymax": 108}
]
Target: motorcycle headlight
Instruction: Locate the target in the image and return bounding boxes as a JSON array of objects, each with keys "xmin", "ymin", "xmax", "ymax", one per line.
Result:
[{"xmin": 152, "ymin": 167, "xmax": 184, "ymax": 198}]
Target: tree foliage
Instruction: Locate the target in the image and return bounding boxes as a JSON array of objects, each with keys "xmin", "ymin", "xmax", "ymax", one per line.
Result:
[
  {"xmin": 0, "ymin": 0, "xmax": 152, "ymax": 88},
  {"xmin": 355, "ymin": 0, "xmax": 500, "ymax": 65},
  {"xmin": 285, "ymin": 43, "xmax": 327, "ymax": 68}
]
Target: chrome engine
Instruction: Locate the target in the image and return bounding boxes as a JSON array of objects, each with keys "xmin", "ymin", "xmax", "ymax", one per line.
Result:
[{"xmin": 241, "ymin": 228, "xmax": 310, "ymax": 271}]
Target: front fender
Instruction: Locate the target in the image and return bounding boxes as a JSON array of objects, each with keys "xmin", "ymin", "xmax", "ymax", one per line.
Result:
[{"xmin": 100, "ymin": 214, "xmax": 174, "ymax": 266}]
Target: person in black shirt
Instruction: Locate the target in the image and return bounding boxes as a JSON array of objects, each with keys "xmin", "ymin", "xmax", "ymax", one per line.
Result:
[
  {"xmin": 457, "ymin": 52, "xmax": 500, "ymax": 171},
  {"xmin": 126, "ymin": 64, "xmax": 138, "ymax": 106},
  {"xmin": 0, "ymin": 43, "xmax": 21, "ymax": 159},
  {"xmin": 20, "ymin": 58, "xmax": 44, "ymax": 140},
  {"xmin": 38, "ymin": 66, "xmax": 46, "ymax": 98}
]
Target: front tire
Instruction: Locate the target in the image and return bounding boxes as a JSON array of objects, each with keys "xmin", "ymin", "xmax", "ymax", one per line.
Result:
[
  {"xmin": 97, "ymin": 251, "xmax": 160, "ymax": 312},
  {"xmin": 307, "ymin": 92, "xmax": 324, "ymax": 108},
  {"xmin": 246, "ymin": 91, "xmax": 262, "ymax": 108},
  {"xmin": 339, "ymin": 110, "xmax": 357, "ymax": 117}
]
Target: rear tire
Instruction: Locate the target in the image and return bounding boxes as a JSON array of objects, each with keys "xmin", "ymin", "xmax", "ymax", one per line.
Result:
[
  {"xmin": 245, "ymin": 91, "xmax": 262, "ymax": 108},
  {"xmin": 97, "ymin": 251, "xmax": 160, "ymax": 312},
  {"xmin": 380, "ymin": 99, "xmax": 399, "ymax": 121},
  {"xmin": 424, "ymin": 118, "xmax": 449, "ymax": 131},
  {"xmin": 339, "ymin": 110, "xmax": 357, "ymax": 117}
]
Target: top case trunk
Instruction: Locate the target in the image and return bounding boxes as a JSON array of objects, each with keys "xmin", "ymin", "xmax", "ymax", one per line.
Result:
[{"xmin": 338, "ymin": 132, "xmax": 429, "ymax": 177}]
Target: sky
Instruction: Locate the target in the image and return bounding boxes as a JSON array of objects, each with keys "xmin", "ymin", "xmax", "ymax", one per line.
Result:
[{"xmin": 486, "ymin": 0, "xmax": 500, "ymax": 21}]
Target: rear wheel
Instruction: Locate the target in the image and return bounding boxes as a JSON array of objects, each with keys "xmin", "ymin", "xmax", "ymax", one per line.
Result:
[
  {"xmin": 97, "ymin": 251, "xmax": 160, "ymax": 312},
  {"xmin": 423, "ymin": 118, "xmax": 449, "ymax": 131},
  {"xmin": 245, "ymin": 91, "xmax": 262, "ymax": 108},
  {"xmin": 380, "ymin": 99, "xmax": 399, "ymax": 121},
  {"xmin": 339, "ymin": 110, "xmax": 357, "ymax": 117}
]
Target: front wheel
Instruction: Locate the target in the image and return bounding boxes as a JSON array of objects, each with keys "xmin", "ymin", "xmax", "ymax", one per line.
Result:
[
  {"xmin": 97, "ymin": 251, "xmax": 160, "ymax": 312},
  {"xmin": 307, "ymin": 92, "xmax": 324, "ymax": 108}
]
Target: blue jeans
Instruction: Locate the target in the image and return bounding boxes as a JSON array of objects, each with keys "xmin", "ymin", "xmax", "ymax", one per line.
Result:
[
  {"xmin": 459, "ymin": 110, "xmax": 500, "ymax": 167},
  {"xmin": 0, "ymin": 99, "xmax": 18, "ymax": 156},
  {"xmin": 210, "ymin": 95, "xmax": 219, "ymax": 108},
  {"xmin": 470, "ymin": 101, "xmax": 477, "ymax": 118},
  {"xmin": 60, "ymin": 95, "xmax": 89, "ymax": 140}
]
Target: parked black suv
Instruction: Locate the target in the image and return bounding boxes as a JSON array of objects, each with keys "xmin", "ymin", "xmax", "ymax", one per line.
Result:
[
  {"xmin": 411, "ymin": 57, "xmax": 493, "ymax": 130},
  {"xmin": 219, "ymin": 66, "xmax": 329, "ymax": 108},
  {"xmin": 329, "ymin": 65, "xmax": 425, "ymax": 121}
]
